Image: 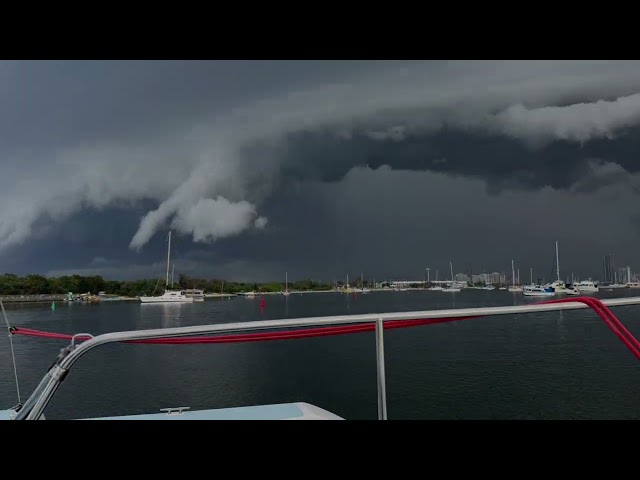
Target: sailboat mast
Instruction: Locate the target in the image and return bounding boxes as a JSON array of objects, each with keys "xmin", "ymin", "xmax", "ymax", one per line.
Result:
[
  {"xmin": 511, "ymin": 260, "xmax": 515, "ymax": 286},
  {"xmin": 165, "ymin": 231, "xmax": 172, "ymax": 288},
  {"xmin": 555, "ymin": 240, "xmax": 560, "ymax": 282},
  {"xmin": 171, "ymin": 264, "xmax": 175, "ymax": 288}
]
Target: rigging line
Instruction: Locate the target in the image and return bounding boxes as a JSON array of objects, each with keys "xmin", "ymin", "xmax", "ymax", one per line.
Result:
[{"xmin": 1, "ymin": 300, "xmax": 21, "ymax": 405}]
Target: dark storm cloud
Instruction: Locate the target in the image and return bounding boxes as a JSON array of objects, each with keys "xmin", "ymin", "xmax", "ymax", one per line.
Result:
[
  {"xmin": 275, "ymin": 126, "xmax": 640, "ymax": 194},
  {"xmin": 37, "ymin": 164, "xmax": 640, "ymax": 282},
  {"xmin": 248, "ymin": 167, "xmax": 640, "ymax": 281},
  {"xmin": 2, "ymin": 60, "xmax": 640, "ymax": 280}
]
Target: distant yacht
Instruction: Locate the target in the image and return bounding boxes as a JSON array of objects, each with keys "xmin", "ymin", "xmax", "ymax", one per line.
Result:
[
  {"xmin": 547, "ymin": 241, "xmax": 569, "ymax": 295},
  {"xmin": 184, "ymin": 289, "xmax": 205, "ymax": 301},
  {"xmin": 565, "ymin": 286, "xmax": 580, "ymax": 295},
  {"xmin": 359, "ymin": 273, "xmax": 370, "ymax": 293},
  {"xmin": 508, "ymin": 260, "xmax": 523, "ymax": 293},
  {"xmin": 442, "ymin": 262, "xmax": 461, "ymax": 292},
  {"xmin": 522, "ymin": 285, "xmax": 555, "ymax": 297},
  {"xmin": 139, "ymin": 231, "xmax": 194, "ymax": 304},
  {"xmin": 282, "ymin": 272, "xmax": 291, "ymax": 296},
  {"xmin": 574, "ymin": 280, "xmax": 599, "ymax": 293},
  {"xmin": 429, "ymin": 269, "xmax": 444, "ymax": 290}
]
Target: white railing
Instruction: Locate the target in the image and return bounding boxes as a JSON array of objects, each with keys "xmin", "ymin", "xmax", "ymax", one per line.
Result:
[{"xmin": 12, "ymin": 296, "xmax": 640, "ymax": 420}]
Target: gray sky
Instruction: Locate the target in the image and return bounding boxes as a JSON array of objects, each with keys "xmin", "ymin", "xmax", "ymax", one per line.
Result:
[{"xmin": 1, "ymin": 60, "xmax": 640, "ymax": 282}]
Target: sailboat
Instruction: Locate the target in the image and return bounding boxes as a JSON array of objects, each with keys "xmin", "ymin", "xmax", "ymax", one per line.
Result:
[
  {"xmin": 282, "ymin": 272, "xmax": 291, "ymax": 296},
  {"xmin": 430, "ymin": 269, "xmax": 443, "ymax": 291},
  {"xmin": 139, "ymin": 231, "xmax": 194, "ymax": 304},
  {"xmin": 442, "ymin": 262, "xmax": 461, "ymax": 292},
  {"xmin": 360, "ymin": 273, "xmax": 370, "ymax": 293},
  {"xmin": 522, "ymin": 266, "xmax": 554, "ymax": 297},
  {"xmin": 508, "ymin": 260, "xmax": 523, "ymax": 292},
  {"xmin": 547, "ymin": 241, "xmax": 568, "ymax": 294},
  {"xmin": 344, "ymin": 274, "xmax": 353, "ymax": 294}
]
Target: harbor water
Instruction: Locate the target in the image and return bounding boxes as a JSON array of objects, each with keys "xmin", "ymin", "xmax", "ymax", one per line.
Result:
[{"xmin": 2, "ymin": 289, "xmax": 640, "ymax": 420}]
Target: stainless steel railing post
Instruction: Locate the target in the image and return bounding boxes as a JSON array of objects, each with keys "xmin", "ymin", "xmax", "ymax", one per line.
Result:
[{"xmin": 375, "ymin": 318, "xmax": 388, "ymax": 420}]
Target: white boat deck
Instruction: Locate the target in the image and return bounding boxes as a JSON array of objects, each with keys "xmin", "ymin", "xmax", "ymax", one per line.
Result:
[
  {"xmin": 0, "ymin": 409, "xmax": 15, "ymax": 420},
  {"xmin": 79, "ymin": 402, "xmax": 343, "ymax": 420}
]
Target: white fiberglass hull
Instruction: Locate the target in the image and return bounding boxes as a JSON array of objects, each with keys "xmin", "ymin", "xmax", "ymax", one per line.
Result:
[
  {"xmin": 522, "ymin": 286, "xmax": 555, "ymax": 297},
  {"xmin": 140, "ymin": 297, "xmax": 194, "ymax": 303},
  {"xmin": 2, "ymin": 403, "xmax": 342, "ymax": 421},
  {"xmin": 140, "ymin": 290, "xmax": 195, "ymax": 303}
]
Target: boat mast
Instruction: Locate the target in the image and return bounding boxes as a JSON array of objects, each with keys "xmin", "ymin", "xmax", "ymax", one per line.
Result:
[
  {"xmin": 512, "ymin": 260, "xmax": 515, "ymax": 286},
  {"xmin": 166, "ymin": 231, "xmax": 172, "ymax": 289},
  {"xmin": 555, "ymin": 240, "xmax": 560, "ymax": 282}
]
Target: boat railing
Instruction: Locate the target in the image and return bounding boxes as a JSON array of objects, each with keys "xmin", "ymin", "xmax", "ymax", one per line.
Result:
[{"xmin": 10, "ymin": 296, "xmax": 640, "ymax": 420}]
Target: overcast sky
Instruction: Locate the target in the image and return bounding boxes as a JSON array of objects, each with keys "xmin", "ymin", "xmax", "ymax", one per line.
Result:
[{"xmin": 1, "ymin": 60, "xmax": 640, "ymax": 283}]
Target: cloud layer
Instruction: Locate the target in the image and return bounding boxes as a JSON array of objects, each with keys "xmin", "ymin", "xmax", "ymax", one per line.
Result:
[
  {"xmin": 2, "ymin": 60, "xmax": 640, "ymax": 274},
  {"xmin": 42, "ymin": 163, "xmax": 640, "ymax": 282}
]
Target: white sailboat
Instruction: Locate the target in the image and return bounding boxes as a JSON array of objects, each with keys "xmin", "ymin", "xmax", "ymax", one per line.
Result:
[
  {"xmin": 442, "ymin": 262, "xmax": 461, "ymax": 292},
  {"xmin": 430, "ymin": 269, "xmax": 444, "ymax": 291},
  {"xmin": 548, "ymin": 241, "xmax": 569, "ymax": 294},
  {"xmin": 282, "ymin": 272, "xmax": 291, "ymax": 296},
  {"xmin": 344, "ymin": 274, "xmax": 354, "ymax": 293},
  {"xmin": 508, "ymin": 260, "xmax": 523, "ymax": 292},
  {"xmin": 522, "ymin": 266, "xmax": 554, "ymax": 296},
  {"xmin": 360, "ymin": 273, "xmax": 370, "ymax": 293},
  {"xmin": 139, "ymin": 231, "xmax": 194, "ymax": 304}
]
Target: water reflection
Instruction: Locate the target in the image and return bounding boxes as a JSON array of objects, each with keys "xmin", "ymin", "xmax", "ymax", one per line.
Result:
[
  {"xmin": 140, "ymin": 302, "xmax": 186, "ymax": 328},
  {"xmin": 556, "ymin": 310, "xmax": 568, "ymax": 342}
]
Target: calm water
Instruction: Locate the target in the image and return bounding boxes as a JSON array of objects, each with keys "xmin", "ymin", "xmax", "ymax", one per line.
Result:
[{"xmin": 2, "ymin": 289, "xmax": 640, "ymax": 420}]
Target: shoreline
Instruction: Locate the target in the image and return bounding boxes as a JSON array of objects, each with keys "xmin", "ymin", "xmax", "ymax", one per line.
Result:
[
  {"xmin": 0, "ymin": 294, "xmax": 67, "ymax": 304},
  {"xmin": 1, "ymin": 287, "xmax": 534, "ymax": 304}
]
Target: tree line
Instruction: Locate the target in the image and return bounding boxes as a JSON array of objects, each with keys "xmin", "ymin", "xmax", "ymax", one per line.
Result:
[{"xmin": 0, "ymin": 273, "xmax": 335, "ymax": 297}]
